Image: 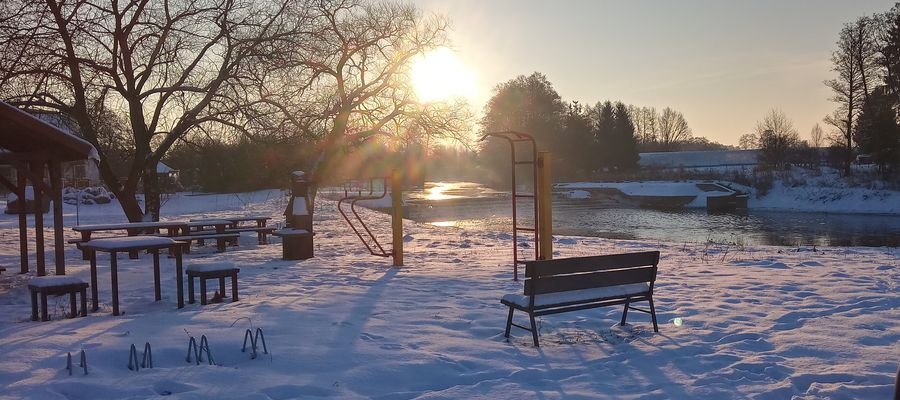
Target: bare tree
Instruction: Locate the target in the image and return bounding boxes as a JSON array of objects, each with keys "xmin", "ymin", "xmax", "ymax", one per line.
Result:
[
  {"xmin": 824, "ymin": 20, "xmax": 871, "ymax": 173},
  {"xmin": 628, "ymin": 105, "xmax": 658, "ymax": 145},
  {"xmin": 738, "ymin": 133, "xmax": 758, "ymax": 150},
  {"xmin": 755, "ymin": 109, "xmax": 800, "ymax": 169},
  {"xmin": 810, "ymin": 123, "xmax": 824, "ymax": 148},
  {"xmin": 0, "ymin": 0, "xmax": 315, "ymax": 221},
  {"xmin": 657, "ymin": 107, "xmax": 691, "ymax": 150},
  {"xmin": 274, "ymin": 1, "xmax": 454, "ymax": 209}
]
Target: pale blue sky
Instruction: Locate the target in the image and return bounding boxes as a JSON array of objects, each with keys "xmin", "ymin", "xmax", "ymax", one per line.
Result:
[{"xmin": 413, "ymin": 0, "xmax": 895, "ymax": 145}]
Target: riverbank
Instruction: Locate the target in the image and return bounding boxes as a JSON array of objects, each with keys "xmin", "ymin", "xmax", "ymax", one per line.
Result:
[
  {"xmin": 0, "ymin": 192, "xmax": 897, "ymax": 399},
  {"xmin": 559, "ymin": 167, "xmax": 900, "ymax": 215}
]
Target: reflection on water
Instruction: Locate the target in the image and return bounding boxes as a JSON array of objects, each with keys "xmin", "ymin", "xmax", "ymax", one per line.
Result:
[{"xmin": 406, "ymin": 182, "xmax": 900, "ymax": 247}]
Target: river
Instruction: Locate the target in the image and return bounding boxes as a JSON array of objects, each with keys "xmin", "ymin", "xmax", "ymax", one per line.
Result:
[{"xmin": 404, "ymin": 181, "xmax": 900, "ymax": 247}]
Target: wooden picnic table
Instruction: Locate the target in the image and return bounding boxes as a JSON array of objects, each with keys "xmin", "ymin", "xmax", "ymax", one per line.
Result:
[
  {"xmin": 72, "ymin": 221, "xmax": 188, "ymax": 259},
  {"xmin": 81, "ymin": 236, "xmax": 185, "ymax": 316}
]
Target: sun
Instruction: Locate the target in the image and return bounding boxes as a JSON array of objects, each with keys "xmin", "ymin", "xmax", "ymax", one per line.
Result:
[{"xmin": 411, "ymin": 47, "xmax": 477, "ymax": 103}]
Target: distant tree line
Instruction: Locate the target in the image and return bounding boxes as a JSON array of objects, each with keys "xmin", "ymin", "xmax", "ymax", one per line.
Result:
[{"xmin": 478, "ymin": 72, "xmax": 727, "ymax": 181}]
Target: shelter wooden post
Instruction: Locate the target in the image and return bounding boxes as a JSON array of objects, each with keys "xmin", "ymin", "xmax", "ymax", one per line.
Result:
[
  {"xmin": 16, "ymin": 162, "xmax": 28, "ymax": 274},
  {"xmin": 391, "ymin": 172, "xmax": 403, "ymax": 267},
  {"xmin": 49, "ymin": 160, "xmax": 66, "ymax": 275},
  {"xmin": 1, "ymin": 101, "xmax": 96, "ymax": 276},
  {"xmin": 31, "ymin": 159, "xmax": 46, "ymax": 276}
]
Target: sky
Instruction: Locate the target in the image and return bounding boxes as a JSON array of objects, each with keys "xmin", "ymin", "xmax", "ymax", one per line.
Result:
[{"xmin": 412, "ymin": 0, "xmax": 895, "ymax": 146}]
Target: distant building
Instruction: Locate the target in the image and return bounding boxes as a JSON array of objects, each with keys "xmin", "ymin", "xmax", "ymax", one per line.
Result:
[{"xmin": 639, "ymin": 150, "xmax": 759, "ymax": 170}]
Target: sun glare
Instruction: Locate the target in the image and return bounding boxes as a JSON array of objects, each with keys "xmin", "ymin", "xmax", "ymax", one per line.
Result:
[{"xmin": 411, "ymin": 47, "xmax": 477, "ymax": 103}]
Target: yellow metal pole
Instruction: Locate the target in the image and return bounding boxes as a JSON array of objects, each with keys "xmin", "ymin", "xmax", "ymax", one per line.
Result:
[
  {"xmin": 391, "ymin": 172, "xmax": 404, "ymax": 266},
  {"xmin": 537, "ymin": 152, "xmax": 553, "ymax": 260}
]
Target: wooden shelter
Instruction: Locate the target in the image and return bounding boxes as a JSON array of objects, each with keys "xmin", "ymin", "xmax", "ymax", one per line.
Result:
[{"xmin": 0, "ymin": 101, "xmax": 97, "ymax": 276}]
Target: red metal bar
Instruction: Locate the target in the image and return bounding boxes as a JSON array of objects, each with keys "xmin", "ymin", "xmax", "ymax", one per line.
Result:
[
  {"xmin": 480, "ymin": 131, "xmax": 541, "ymax": 281},
  {"xmin": 337, "ymin": 177, "xmax": 392, "ymax": 258}
]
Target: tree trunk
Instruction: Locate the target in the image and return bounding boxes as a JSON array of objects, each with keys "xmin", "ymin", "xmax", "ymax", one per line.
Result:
[
  {"xmin": 306, "ymin": 109, "xmax": 352, "ymax": 215},
  {"xmin": 143, "ymin": 164, "xmax": 161, "ymax": 222}
]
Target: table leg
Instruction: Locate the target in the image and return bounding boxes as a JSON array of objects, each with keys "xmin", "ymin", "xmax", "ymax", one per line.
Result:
[
  {"xmin": 30, "ymin": 290, "xmax": 38, "ymax": 321},
  {"xmin": 110, "ymin": 252, "xmax": 119, "ymax": 316},
  {"xmin": 69, "ymin": 291, "xmax": 77, "ymax": 319},
  {"xmin": 81, "ymin": 232, "xmax": 91, "ymax": 260},
  {"xmin": 90, "ymin": 250, "xmax": 99, "ymax": 312},
  {"xmin": 80, "ymin": 287, "xmax": 87, "ymax": 317},
  {"xmin": 175, "ymin": 246, "xmax": 184, "ymax": 309},
  {"xmin": 41, "ymin": 292, "xmax": 49, "ymax": 321},
  {"xmin": 152, "ymin": 250, "xmax": 161, "ymax": 301}
]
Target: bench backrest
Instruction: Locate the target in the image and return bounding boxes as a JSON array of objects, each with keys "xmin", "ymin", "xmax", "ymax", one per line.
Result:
[{"xmin": 523, "ymin": 251, "xmax": 660, "ymax": 296}]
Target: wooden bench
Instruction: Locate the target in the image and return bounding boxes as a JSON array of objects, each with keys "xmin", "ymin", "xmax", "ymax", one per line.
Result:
[
  {"xmin": 187, "ymin": 263, "xmax": 240, "ymax": 305},
  {"xmin": 226, "ymin": 226, "xmax": 276, "ymax": 245},
  {"xmin": 172, "ymin": 233, "xmax": 240, "ymax": 253},
  {"xmin": 28, "ymin": 276, "xmax": 89, "ymax": 321},
  {"xmin": 501, "ymin": 251, "xmax": 660, "ymax": 346}
]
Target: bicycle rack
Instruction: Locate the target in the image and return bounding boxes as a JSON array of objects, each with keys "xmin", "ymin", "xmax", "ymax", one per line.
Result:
[
  {"xmin": 186, "ymin": 335, "xmax": 215, "ymax": 366},
  {"xmin": 241, "ymin": 328, "xmax": 269, "ymax": 359},
  {"xmin": 338, "ymin": 177, "xmax": 393, "ymax": 258},
  {"xmin": 66, "ymin": 350, "xmax": 87, "ymax": 376}
]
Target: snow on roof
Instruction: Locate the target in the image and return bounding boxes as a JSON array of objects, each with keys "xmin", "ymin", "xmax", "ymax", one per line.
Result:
[
  {"xmin": 0, "ymin": 102, "xmax": 99, "ymax": 161},
  {"xmin": 157, "ymin": 162, "xmax": 176, "ymax": 173}
]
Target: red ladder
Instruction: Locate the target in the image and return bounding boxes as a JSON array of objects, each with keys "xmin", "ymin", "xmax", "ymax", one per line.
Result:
[{"xmin": 480, "ymin": 131, "xmax": 541, "ymax": 281}]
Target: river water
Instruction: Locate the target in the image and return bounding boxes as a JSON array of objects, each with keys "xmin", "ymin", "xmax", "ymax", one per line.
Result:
[{"xmin": 404, "ymin": 181, "xmax": 900, "ymax": 248}]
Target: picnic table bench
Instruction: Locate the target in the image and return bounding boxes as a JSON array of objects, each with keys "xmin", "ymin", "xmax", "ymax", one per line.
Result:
[
  {"xmin": 501, "ymin": 251, "xmax": 661, "ymax": 346},
  {"xmin": 190, "ymin": 216, "xmax": 275, "ymax": 245},
  {"xmin": 72, "ymin": 221, "xmax": 187, "ymax": 259}
]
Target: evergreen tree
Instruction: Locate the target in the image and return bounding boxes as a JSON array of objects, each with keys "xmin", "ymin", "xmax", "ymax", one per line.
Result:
[
  {"xmin": 558, "ymin": 102, "xmax": 598, "ymax": 178},
  {"xmin": 612, "ymin": 102, "xmax": 640, "ymax": 170},
  {"xmin": 591, "ymin": 101, "xmax": 617, "ymax": 171},
  {"xmin": 856, "ymin": 87, "xmax": 900, "ymax": 175}
]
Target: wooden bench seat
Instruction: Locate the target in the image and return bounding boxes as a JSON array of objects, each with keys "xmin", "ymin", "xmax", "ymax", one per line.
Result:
[
  {"xmin": 195, "ymin": 226, "xmax": 276, "ymax": 245},
  {"xmin": 186, "ymin": 263, "xmax": 240, "ymax": 305},
  {"xmin": 501, "ymin": 251, "xmax": 660, "ymax": 346},
  {"xmin": 28, "ymin": 276, "xmax": 89, "ymax": 321},
  {"xmin": 172, "ymin": 233, "xmax": 240, "ymax": 253}
]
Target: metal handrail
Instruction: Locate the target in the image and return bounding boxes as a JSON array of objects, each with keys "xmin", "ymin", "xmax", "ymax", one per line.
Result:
[{"xmin": 337, "ymin": 177, "xmax": 392, "ymax": 258}]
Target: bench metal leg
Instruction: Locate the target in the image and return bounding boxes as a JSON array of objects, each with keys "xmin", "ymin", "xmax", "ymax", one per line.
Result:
[
  {"xmin": 219, "ymin": 277, "xmax": 226, "ymax": 299},
  {"xmin": 620, "ymin": 298, "xmax": 630, "ymax": 326},
  {"xmin": 231, "ymin": 273, "xmax": 238, "ymax": 302},
  {"xmin": 188, "ymin": 275, "xmax": 195, "ymax": 304},
  {"xmin": 529, "ymin": 314, "xmax": 540, "ymax": 347},
  {"xmin": 216, "ymin": 238, "xmax": 225, "ymax": 252},
  {"xmin": 648, "ymin": 296, "xmax": 659, "ymax": 333},
  {"xmin": 30, "ymin": 290, "xmax": 38, "ymax": 321},
  {"xmin": 504, "ymin": 306, "xmax": 514, "ymax": 338}
]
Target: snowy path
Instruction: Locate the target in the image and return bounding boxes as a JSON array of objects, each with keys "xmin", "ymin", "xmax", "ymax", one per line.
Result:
[{"xmin": 0, "ymin": 192, "xmax": 897, "ymax": 399}]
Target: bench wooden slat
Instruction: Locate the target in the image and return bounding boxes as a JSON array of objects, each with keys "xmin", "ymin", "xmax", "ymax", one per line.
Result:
[
  {"xmin": 524, "ymin": 251, "xmax": 659, "ymax": 278},
  {"xmin": 525, "ymin": 265, "xmax": 657, "ymax": 295}
]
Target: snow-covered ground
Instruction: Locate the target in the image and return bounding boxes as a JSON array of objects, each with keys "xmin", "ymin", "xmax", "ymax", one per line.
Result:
[{"xmin": 0, "ymin": 192, "xmax": 897, "ymax": 399}]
